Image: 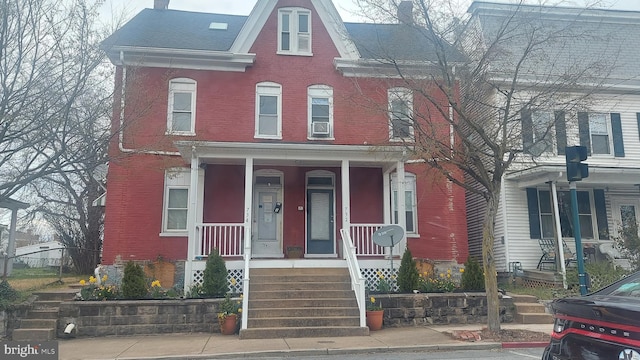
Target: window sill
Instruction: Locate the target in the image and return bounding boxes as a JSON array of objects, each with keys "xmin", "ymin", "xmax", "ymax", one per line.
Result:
[
  {"xmin": 389, "ymin": 138, "xmax": 415, "ymax": 143},
  {"xmin": 159, "ymin": 231, "xmax": 187, "ymax": 237},
  {"xmin": 277, "ymin": 51, "xmax": 313, "ymax": 57},
  {"xmin": 255, "ymin": 135, "xmax": 282, "ymax": 140},
  {"xmin": 407, "ymin": 233, "xmax": 420, "ymax": 238},
  {"xmin": 308, "ymin": 136, "xmax": 335, "ymax": 141},
  {"xmin": 165, "ymin": 132, "xmax": 196, "ymax": 137}
]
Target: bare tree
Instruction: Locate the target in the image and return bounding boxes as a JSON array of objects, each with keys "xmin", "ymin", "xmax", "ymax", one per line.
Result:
[
  {"xmin": 0, "ymin": 0, "xmax": 108, "ymax": 203},
  {"xmin": 350, "ymin": 0, "xmax": 618, "ymax": 331}
]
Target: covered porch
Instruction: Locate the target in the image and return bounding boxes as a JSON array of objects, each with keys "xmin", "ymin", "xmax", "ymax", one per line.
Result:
[{"xmin": 174, "ymin": 141, "xmax": 410, "ymax": 291}]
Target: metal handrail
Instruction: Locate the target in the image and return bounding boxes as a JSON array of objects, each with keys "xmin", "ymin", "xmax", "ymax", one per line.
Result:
[{"xmin": 340, "ymin": 229, "xmax": 366, "ymax": 327}]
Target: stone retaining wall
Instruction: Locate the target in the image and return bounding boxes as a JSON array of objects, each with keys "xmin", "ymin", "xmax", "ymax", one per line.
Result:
[{"xmin": 46, "ymin": 293, "xmax": 515, "ymax": 338}]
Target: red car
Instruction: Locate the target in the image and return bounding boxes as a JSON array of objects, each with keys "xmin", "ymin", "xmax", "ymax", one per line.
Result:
[{"xmin": 543, "ymin": 271, "xmax": 640, "ymax": 360}]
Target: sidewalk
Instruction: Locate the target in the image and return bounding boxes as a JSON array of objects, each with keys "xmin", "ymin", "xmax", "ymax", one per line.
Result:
[{"xmin": 57, "ymin": 323, "xmax": 552, "ymax": 360}]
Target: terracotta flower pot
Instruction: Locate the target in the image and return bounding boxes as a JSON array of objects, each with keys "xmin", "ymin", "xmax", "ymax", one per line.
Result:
[
  {"xmin": 366, "ymin": 310, "xmax": 384, "ymax": 331},
  {"xmin": 219, "ymin": 314, "xmax": 238, "ymax": 335}
]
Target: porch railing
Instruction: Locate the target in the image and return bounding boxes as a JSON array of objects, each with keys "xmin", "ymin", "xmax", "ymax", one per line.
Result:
[
  {"xmin": 196, "ymin": 223, "xmax": 245, "ymax": 258},
  {"xmin": 349, "ymin": 224, "xmax": 386, "ymax": 256},
  {"xmin": 340, "ymin": 229, "xmax": 366, "ymax": 327}
]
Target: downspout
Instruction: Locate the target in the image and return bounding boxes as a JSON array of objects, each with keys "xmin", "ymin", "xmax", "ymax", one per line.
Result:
[{"xmin": 117, "ymin": 50, "xmax": 181, "ymax": 156}]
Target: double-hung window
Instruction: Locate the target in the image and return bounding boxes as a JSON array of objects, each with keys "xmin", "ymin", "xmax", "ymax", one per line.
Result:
[
  {"xmin": 255, "ymin": 82, "xmax": 282, "ymax": 139},
  {"xmin": 278, "ymin": 8, "xmax": 311, "ymax": 55},
  {"xmin": 578, "ymin": 112, "xmax": 624, "ymax": 157},
  {"xmin": 538, "ymin": 190, "xmax": 593, "ymax": 239},
  {"xmin": 588, "ymin": 113, "xmax": 611, "ymax": 155},
  {"xmin": 162, "ymin": 169, "xmax": 190, "ymax": 234},
  {"xmin": 167, "ymin": 78, "xmax": 196, "ymax": 135},
  {"xmin": 308, "ymin": 85, "xmax": 333, "ymax": 139},
  {"xmin": 391, "ymin": 173, "xmax": 417, "ymax": 234},
  {"xmin": 388, "ymin": 88, "xmax": 414, "ymax": 140}
]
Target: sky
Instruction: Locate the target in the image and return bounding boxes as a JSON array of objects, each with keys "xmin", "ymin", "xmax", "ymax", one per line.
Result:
[{"xmin": 99, "ymin": 0, "xmax": 640, "ymax": 25}]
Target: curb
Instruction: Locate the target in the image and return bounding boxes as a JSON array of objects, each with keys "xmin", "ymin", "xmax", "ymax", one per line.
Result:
[
  {"xmin": 502, "ymin": 341, "xmax": 550, "ymax": 349},
  {"xmin": 114, "ymin": 343, "xmax": 505, "ymax": 360}
]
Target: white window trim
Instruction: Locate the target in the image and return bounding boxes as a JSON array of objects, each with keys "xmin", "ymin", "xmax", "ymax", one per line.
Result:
[
  {"xmin": 388, "ymin": 87, "xmax": 414, "ymax": 141},
  {"xmin": 255, "ymin": 82, "xmax": 283, "ymax": 139},
  {"xmin": 588, "ymin": 112, "xmax": 613, "ymax": 157},
  {"xmin": 166, "ymin": 78, "xmax": 196, "ymax": 136},
  {"xmin": 307, "ymin": 85, "xmax": 334, "ymax": 140},
  {"xmin": 160, "ymin": 168, "xmax": 190, "ymax": 236},
  {"xmin": 391, "ymin": 172, "xmax": 418, "ymax": 236},
  {"xmin": 278, "ymin": 8, "xmax": 312, "ymax": 56}
]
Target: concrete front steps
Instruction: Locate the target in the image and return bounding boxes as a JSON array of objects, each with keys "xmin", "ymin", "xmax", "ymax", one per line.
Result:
[
  {"xmin": 12, "ymin": 289, "xmax": 77, "ymax": 341},
  {"xmin": 510, "ymin": 293, "xmax": 554, "ymax": 324},
  {"xmin": 239, "ymin": 267, "xmax": 368, "ymax": 339}
]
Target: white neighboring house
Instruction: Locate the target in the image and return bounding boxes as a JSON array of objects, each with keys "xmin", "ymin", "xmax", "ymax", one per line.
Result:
[
  {"xmin": 15, "ymin": 241, "xmax": 65, "ymax": 268},
  {"xmin": 465, "ymin": 2, "xmax": 640, "ymax": 273}
]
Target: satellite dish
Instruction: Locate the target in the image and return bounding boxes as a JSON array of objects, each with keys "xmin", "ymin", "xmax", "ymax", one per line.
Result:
[
  {"xmin": 372, "ymin": 225, "xmax": 405, "ymax": 247},
  {"xmin": 372, "ymin": 225, "xmax": 405, "ymax": 274}
]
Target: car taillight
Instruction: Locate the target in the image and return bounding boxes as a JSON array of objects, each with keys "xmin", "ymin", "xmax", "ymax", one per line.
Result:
[{"xmin": 554, "ymin": 318, "xmax": 568, "ymax": 334}]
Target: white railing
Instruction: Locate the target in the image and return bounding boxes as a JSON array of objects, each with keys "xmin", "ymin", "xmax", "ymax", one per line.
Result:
[
  {"xmin": 196, "ymin": 223, "xmax": 244, "ymax": 258},
  {"xmin": 340, "ymin": 229, "xmax": 366, "ymax": 328},
  {"xmin": 349, "ymin": 224, "xmax": 386, "ymax": 256}
]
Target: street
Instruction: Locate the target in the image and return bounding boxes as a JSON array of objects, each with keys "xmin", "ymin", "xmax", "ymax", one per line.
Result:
[{"xmin": 251, "ymin": 348, "xmax": 544, "ymax": 360}]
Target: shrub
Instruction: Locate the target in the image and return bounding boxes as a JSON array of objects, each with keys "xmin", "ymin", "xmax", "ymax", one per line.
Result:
[
  {"xmin": 612, "ymin": 221, "xmax": 640, "ymax": 271},
  {"xmin": 418, "ymin": 273, "xmax": 458, "ymax": 292},
  {"xmin": 201, "ymin": 249, "xmax": 228, "ymax": 297},
  {"xmin": 397, "ymin": 248, "xmax": 419, "ymax": 293},
  {"xmin": 0, "ymin": 280, "xmax": 18, "ymax": 310},
  {"xmin": 122, "ymin": 261, "xmax": 148, "ymax": 299},
  {"xmin": 461, "ymin": 257, "xmax": 485, "ymax": 291},
  {"xmin": 566, "ymin": 262, "xmax": 630, "ymax": 292}
]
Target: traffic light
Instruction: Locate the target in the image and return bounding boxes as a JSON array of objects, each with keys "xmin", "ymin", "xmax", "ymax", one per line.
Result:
[{"xmin": 565, "ymin": 146, "xmax": 589, "ymax": 182}]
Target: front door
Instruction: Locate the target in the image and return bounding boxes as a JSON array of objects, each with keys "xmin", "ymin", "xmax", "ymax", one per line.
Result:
[
  {"xmin": 253, "ymin": 188, "xmax": 282, "ymax": 257},
  {"xmin": 612, "ymin": 197, "xmax": 640, "ymax": 239},
  {"xmin": 306, "ymin": 189, "xmax": 335, "ymax": 255}
]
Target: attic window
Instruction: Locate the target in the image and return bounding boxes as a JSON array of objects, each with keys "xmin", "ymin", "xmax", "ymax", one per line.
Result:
[
  {"xmin": 278, "ymin": 8, "xmax": 312, "ymax": 56},
  {"xmin": 209, "ymin": 22, "xmax": 228, "ymax": 30}
]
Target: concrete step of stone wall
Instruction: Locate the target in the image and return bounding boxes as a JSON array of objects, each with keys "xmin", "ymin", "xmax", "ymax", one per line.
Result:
[
  {"xmin": 249, "ymin": 307, "xmax": 359, "ymax": 318},
  {"xmin": 32, "ymin": 300, "xmax": 64, "ymax": 309},
  {"xmin": 250, "ymin": 281, "xmax": 351, "ymax": 291},
  {"xmin": 239, "ymin": 326, "xmax": 369, "ymax": 339},
  {"xmin": 249, "ymin": 298, "xmax": 358, "ymax": 309},
  {"xmin": 515, "ymin": 312, "xmax": 554, "ymax": 324},
  {"xmin": 248, "ymin": 316, "xmax": 360, "ymax": 328},
  {"xmin": 19, "ymin": 319, "xmax": 58, "ymax": 329},
  {"xmin": 514, "ymin": 302, "xmax": 547, "ymax": 314},
  {"xmin": 507, "ymin": 293, "xmax": 540, "ymax": 303},
  {"xmin": 251, "ymin": 274, "xmax": 351, "ymax": 284},
  {"xmin": 249, "ymin": 289, "xmax": 353, "ymax": 300},
  {"xmin": 11, "ymin": 328, "xmax": 55, "ymax": 341},
  {"xmin": 26, "ymin": 309, "xmax": 59, "ymax": 319}
]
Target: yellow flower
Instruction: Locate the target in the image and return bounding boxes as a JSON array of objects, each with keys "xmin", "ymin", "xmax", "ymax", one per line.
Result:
[
  {"xmin": 459, "ymin": 268, "xmax": 464, "ymax": 273},
  {"xmin": 240, "ymin": 294, "xmax": 243, "ymax": 298},
  {"xmin": 439, "ymin": 273, "xmax": 444, "ymax": 278},
  {"xmin": 447, "ymin": 269, "xmax": 452, "ymax": 274},
  {"xmin": 370, "ymin": 296, "xmax": 376, "ymax": 303},
  {"xmin": 151, "ymin": 280, "xmax": 161, "ymax": 287},
  {"xmin": 79, "ymin": 279, "xmax": 86, "ymax": 286},
  {"xmin": 102, "ymin": 275, "xmax": 108, "ymax": 283},
  {"xmin": 89, "ymin": 276, "xmax": 97, "ymax": 284},
  {"xmin": 230, "ymin": 278, "xmax": 236, "ymax": 285},
  {"xmin": 238, "ymin": 308, "xmax": 242, "ymax": 313},
  {"xmin": 379, "ymin": 274, "xmax": 385, "ymax": 279}
]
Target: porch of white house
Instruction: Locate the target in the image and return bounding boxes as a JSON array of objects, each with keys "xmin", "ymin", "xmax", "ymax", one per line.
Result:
[{"xmin": 174, "ymin": 141, "xmax": 410, "ymax": 331}]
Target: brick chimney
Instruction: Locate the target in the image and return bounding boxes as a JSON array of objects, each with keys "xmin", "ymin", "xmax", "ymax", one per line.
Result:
[
  {"xmin": 397, "ymin": 1, "xmax": 413, "ymax": 24},
  {"xmin": 154, "ymin": 0, "xmax": 169, "ymax": 10}
]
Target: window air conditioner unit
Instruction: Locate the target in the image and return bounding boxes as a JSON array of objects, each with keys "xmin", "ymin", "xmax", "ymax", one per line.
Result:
[{"xmin": 312, "ymin": 122, "xmax": 330, "ymax": 136}]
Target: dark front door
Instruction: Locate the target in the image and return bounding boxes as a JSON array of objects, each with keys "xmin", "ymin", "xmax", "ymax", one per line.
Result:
[{"xmin": 306, "ymin": 189, "xmax": 334, "ymax": 255}]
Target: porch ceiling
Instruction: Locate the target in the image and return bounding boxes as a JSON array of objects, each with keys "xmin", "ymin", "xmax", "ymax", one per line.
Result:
[
  {"xmin": 507, "ymin": 165, "xmax": 640, "ymax": 188},
  {"xmin": 174, "ymin": 141, "xmax": 406, "ymax": 168}
]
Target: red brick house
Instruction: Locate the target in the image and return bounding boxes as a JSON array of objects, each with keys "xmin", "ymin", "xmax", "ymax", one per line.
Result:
[{"xmin": 101, "ymin": 0, "xmax": 468, "ymax": 325}]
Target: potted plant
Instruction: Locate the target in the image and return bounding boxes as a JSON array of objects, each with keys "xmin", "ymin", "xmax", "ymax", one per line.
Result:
[
  {"xmin": 365, "ymin": 296, "xmax": 383, "ymax": 331},
  {"xmin": 217, "ymin": 293, "xmax": 242, "ymax": 335}
]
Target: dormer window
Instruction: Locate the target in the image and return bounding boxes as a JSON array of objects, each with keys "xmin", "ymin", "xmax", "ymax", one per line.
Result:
[{"xmin": 278, "ymin": 8, "xmax": 312, "ymax": 56}]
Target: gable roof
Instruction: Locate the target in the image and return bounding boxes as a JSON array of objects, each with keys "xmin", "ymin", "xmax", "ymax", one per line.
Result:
[
  {"xmin": 468, "ymin": 1, "xmax": 640, "ymax": 90},
  {"xmin": 102, "ymin": 1, "xmax": 463, "ymax": 73}
]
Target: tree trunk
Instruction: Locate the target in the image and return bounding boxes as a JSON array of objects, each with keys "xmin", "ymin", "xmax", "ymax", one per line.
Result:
[{"xmin": 482, "ymin": 190, "xmax": 501, "ymax": 332}]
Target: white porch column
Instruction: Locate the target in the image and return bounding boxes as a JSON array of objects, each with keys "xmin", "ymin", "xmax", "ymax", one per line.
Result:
[
  {"xmin": 550, "ymin": 181, "xmax": 567, "ymax": 289},
  {"xmin": 242, "ymin": 157, "xmax": 253, "ymax": 330},
  {"xmin": 341, "ymin": 160, "xmax": 351, "ymax": 246},
  {"xmin": 4, "ymin": 208, "xmax": 19, "ymax": 276},
  {"xmin": 396, "ymin": 160, "xmax": 407, "ymax": 253},
  {"xmin": 383, "ymin": 168, "xmax": 392, "ymax": 225},
  {"xmin": 184, "ymin": 149, "xmax": 200, "ymax": 295}
]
